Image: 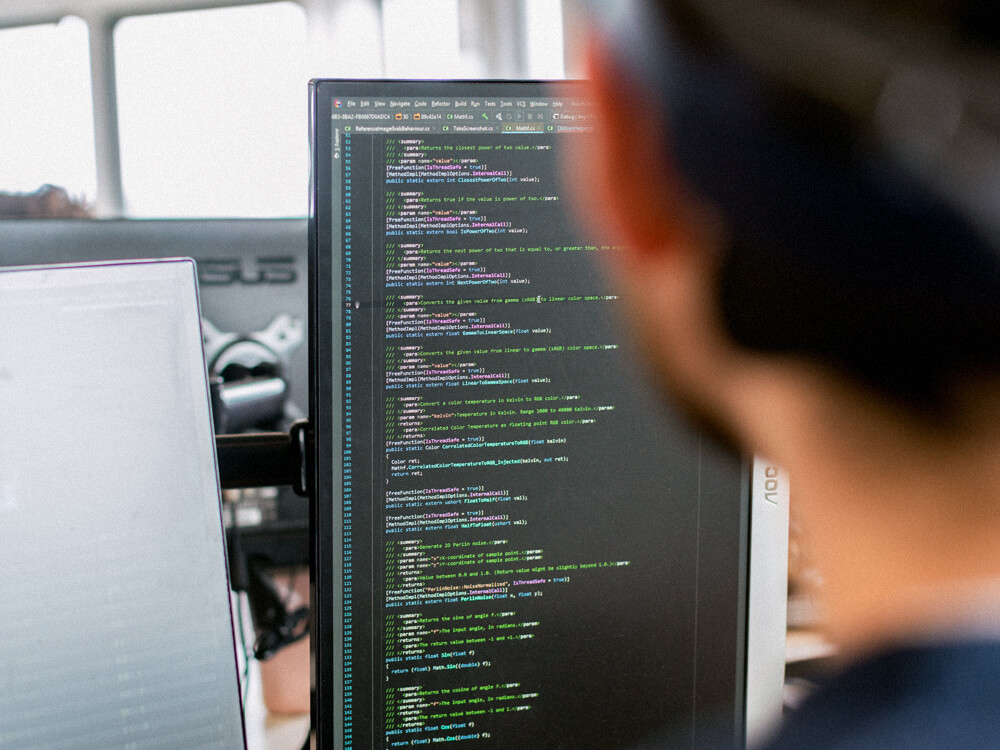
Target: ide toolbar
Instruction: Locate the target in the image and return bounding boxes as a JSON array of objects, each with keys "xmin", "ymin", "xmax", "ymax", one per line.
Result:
[{"xmin": 331, "ymin": 96, "xmax": 595, "ymax": 134}]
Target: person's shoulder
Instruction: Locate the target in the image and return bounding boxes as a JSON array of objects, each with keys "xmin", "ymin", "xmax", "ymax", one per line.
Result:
[
  {"xmin": 631, "ymin": 643, "xmax": 1000, "ymax": 750},
  {"xmin": 764, "ymin": 641, "xmax": 1000, "ymax": 750}
]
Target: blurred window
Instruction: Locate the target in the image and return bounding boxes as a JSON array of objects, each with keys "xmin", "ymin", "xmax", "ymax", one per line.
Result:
[
  {"xmin": 114, "ymin": 2, "xmax": 309, "ymax": 217},
  {"xmin": 382, "ymin": 0, "xmax": 468, "ymax": 78},
  {"xmin": 0, "ymin": 0, "xmax": 567, "ymax": 218},
  {"xmin": 0, "ymin": 17, "xmax": 97, "ymax": 204},
  {"xmin": 310, "ymin": 0, "xmax": 383, "ymax": 79},
  {"xmin": 525, "ymin": 0, "xmax": 566, "ymax": 79}
]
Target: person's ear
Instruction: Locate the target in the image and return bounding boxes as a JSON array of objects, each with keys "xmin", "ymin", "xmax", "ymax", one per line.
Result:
[{"xmin": 567, "ymin": 35, "xmax": 710, "ymax": 261}]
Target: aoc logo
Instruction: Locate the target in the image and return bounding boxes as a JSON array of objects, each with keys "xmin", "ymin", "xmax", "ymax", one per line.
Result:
[
  {"xmin": 764, "ymin": 465, "xmax": 782, "ymax": 505},
  {"xmin": 195, "ymin": 256, "xmax": 298, "ymax": 286}
]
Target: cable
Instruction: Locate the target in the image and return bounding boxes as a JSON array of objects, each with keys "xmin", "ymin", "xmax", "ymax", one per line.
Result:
[{"xmin": 235, "ymin": 591, "xmax": 252, "ymax": 709}]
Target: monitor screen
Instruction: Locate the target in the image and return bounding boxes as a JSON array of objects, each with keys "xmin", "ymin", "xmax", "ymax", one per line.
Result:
[
  {"xmin": 0, "ymin": 259, "xmax": 246, "ymax": 749},
  {"xmin": 310, "ymin": 80, "xmax": 786, "ymax": 750}
]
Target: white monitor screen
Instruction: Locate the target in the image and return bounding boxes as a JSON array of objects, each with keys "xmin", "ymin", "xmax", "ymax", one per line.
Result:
[{"xmin": 0, "ymin": 259, "xmax": 245, "ymax": 749}]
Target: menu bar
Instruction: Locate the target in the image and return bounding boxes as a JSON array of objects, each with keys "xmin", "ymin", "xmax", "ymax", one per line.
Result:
[{"xmin": 330, "ymin": 96, "xmax": 595, "ymax": 134}]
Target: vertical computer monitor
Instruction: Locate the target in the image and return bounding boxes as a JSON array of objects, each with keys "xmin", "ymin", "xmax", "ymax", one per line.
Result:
[
  {"xmin": 0, "ymin": 259, "xmax": 246, "ymax": 749},
  {"xmin": 309, "ymin": 80, "xmax": 788, "ymax": 750}
]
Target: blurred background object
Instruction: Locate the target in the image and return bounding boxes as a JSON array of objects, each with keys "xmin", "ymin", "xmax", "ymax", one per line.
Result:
[
  {"xmin": 0, "ymin": 185, "xmax": 93, "ymax": 219},
  {"xmin": 0, "ymin": 0, "xmax": 571, "ymax": 220}
]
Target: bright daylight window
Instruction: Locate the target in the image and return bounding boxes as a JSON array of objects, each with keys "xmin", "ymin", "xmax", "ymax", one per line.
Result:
[
  {"xmin": 524, "ymin": 0, "xmax": 566, "ymax": 79},
  {"xmin": 382, "ymin": 0, "xmax": 468, "ymax": 78},
  {"xmin": 0, "ymin": 17, "xmax": 97, "ymax": 203},
  {"xmin": 114, "ymin": 2, "xmax": 308, "ymax": 218}
]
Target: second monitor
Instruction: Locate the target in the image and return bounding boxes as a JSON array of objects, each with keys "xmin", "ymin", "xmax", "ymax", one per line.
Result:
[{"xmin": 309, "ymin": 80, "xmax": 787, "ymax": 750}]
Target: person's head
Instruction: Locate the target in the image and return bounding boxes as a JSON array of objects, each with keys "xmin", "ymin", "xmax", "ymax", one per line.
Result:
[
  {"xmin": 0, "ymin": 185, "xmax": 93, "ymax": 219},
  {"xmin": 569, "ymin": 0, "xmax": 1000, "ymax": 462}
]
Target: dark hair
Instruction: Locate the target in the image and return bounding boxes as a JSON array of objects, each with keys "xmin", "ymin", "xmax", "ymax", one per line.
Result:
[{"xmin": 647, "ymin": 0, "xmax": 1000, "ymax": 416}]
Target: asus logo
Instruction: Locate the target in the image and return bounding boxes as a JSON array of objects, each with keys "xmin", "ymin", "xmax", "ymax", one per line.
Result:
[{"xmin": 196, "ymin": 256, "xmax": 298, "ymax": 286}]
